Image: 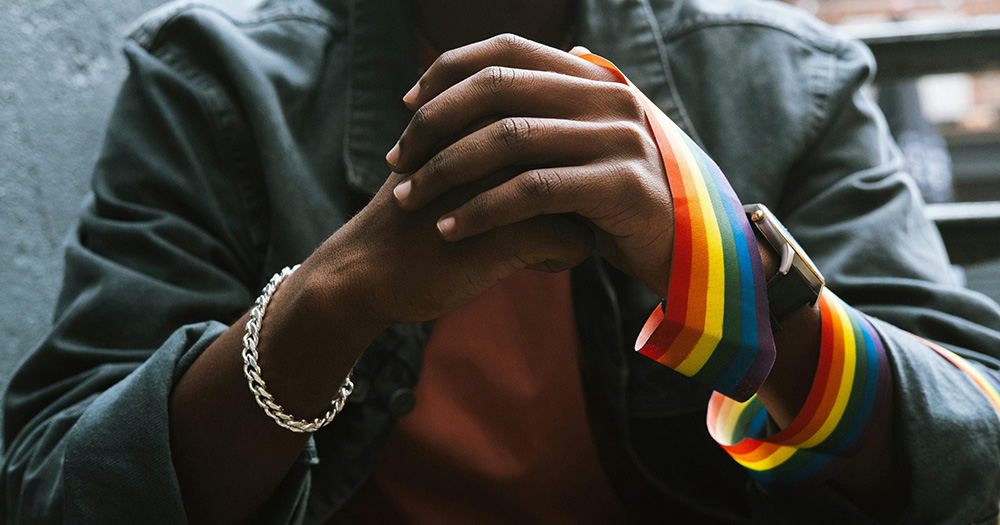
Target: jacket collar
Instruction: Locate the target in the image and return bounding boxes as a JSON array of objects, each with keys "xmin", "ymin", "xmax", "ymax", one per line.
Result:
[{"xmin": 342, "ymin": 0, "xmax": 694, "ymax": 195}]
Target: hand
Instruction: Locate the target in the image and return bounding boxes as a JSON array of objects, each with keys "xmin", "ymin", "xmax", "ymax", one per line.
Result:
[
  {"xmin": 302, "ymin": 169, "xmax": 594, "ymax": 328},
  {"xmin": 387, "ymin": 34, "xmax": 675, "ymax": 297}
]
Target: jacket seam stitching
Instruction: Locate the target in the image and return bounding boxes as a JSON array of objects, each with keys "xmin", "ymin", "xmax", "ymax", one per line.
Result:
[
  {"xmin": 660, "ymin": 16, "xmax": 840, "ymax": 53},
  {"xmin": 637, "ymin": 0, "xmax": 705, "ymax": 147},
  {"xmin": 799, "ymin": 40, "xmax": 843, "ymax": 152},
  {"xmin": 151, "ymin": 43, "xmax": 265, "ymax": 287},
  {"xmin": 773, "ymin": 40, "xmax": 843, "ymax": 210}
]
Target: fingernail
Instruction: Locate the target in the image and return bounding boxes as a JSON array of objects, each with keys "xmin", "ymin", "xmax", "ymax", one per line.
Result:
[
  {"xmin": 386, "ymin": 142, "xmax": 400, "ymax": 167},
  {"xmin": 569, "ymin": 45, "xmax": 592, "ymax": 56},
  {"xmin": 393, "ymin": 180, "xmax": 411, "ymax": 202},
  {"xmin": 403, "ymin": 82, "xmax": 420, "ymax": 105},
  {"xmin": 437, "ymin": 216, "xmax": 456, "ymax": 236}
]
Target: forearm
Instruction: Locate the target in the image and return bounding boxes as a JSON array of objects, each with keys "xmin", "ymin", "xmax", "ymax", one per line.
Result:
[
  {"xmin": 169, "ymin": 257, "xmax": 384, "ymax": 523},
  {"xmin": 754, "ymin": 243, "xmax": 904, "ymax": 521}
]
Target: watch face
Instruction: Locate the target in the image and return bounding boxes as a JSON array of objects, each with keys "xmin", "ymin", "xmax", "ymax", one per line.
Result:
[{"xmin": 744, "ymin": 204, "xmax": 825, "ymax": 291}]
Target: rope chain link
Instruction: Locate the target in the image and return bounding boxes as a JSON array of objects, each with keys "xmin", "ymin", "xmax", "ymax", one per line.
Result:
[{"xmin": 241, "ymin": 264, "xmax": 354, "ymax": 433}]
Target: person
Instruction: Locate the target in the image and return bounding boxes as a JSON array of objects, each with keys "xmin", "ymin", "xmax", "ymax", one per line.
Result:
[{"xmin": 3, "ymin": 0, "xmax": 999, "ymax": 522}]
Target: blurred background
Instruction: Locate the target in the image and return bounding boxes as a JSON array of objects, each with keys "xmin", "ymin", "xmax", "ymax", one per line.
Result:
[
  {"xmin": 788, "ymin": 0, "xmax": 1000, "ymax": 203},
  {"xmin": 785, "ymin": 0, "xmax": 1000, "ymax": 319},
  {"xmin": 1, "ymin": 0, "xmax": 999, "ymax": 439}
]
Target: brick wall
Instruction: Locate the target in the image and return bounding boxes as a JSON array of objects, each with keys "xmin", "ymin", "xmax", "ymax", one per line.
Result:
[
  {"xmin": 785, "ymin": 0, "xmax": 1000, "ymax": 25},
  {"xmin": 783, "ymin": 0, "xmax": 1000, "ymax": 166}
]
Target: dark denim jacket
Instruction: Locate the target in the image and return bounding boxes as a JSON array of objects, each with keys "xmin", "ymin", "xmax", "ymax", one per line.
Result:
[{"xmin": 4, "ymin": 0, "xmax": 1000, "ymax": 523}]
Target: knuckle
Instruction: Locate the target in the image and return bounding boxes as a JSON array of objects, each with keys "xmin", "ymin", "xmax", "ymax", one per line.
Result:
[
  {"xmin": 489, "ymin": 33, "xmax": 537, "ymax": 63},
  {"xmin": 612, "ymin": 162, "xmax": 645, "ymax": 199},
  {"xmin": 592, "ymin": 82, "xmax": 645, "ymax": 124},
  {"xmin": 521, "ymin": 169, "xmax": 560, "ymax": 203},
  {"xmin": 492, "ymin": 32, "xmax": 525, "ymax": 51},
  {"xmin": 496, "ymin": 117, "xmax": 533, "ymax": 150},
  {"xmin": 410, "ymin": 106, "xmax": 433, "ymax": 133},
  {"xmin": 605, "ymin": 161, "xmax": 636, "ymax": 185},
  {"xmin": 425, "ymin": 151, "xmax": 450, "ymax": 181},
  {"xmin": 610, "ymin": 122, "xmax": 651, "ymax": 154},
  {"xmin": 604, "ymin": 81, "xmax": 631, "ymax": 98},
  {"xmin": 609, "ymin": 83, "xmax": 645, "ymax": 121},
  {"xmin": 464, "ymin": 195, "xmax": 491, "ymax": 225},
  {"xmin": 479, "ymin": 65, "xmax": 514, "ymax": 96},
  {"xmin": 435, "ymin": 48, "xmax": 460, "ymax": 72}
]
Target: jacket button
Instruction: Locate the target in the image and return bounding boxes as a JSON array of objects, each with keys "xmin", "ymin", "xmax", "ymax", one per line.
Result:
[{"xmin": 388, "ymin": 388, "xmax": 416, "ymax": 417}]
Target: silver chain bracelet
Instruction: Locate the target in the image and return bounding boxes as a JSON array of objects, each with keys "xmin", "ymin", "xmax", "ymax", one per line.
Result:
[{"xmin": 241, "ymin": 264, "xmax": 354, "ymax": 433}]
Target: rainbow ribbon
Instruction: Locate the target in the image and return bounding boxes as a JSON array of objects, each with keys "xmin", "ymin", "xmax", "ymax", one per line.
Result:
[
  {"xmin": 574, "ymin": 52, "xmax": 775, "ymax": 402},
  {"xmin": 574, "ymin": 50, "xmax": 1000, "ymax": 485},
  {"xmin": 909, "ymin": 335, "xmax": 1000, "ymax": 417},
  {"xmin": 706, "ymin": 290, "xmax": 890, "ymax": 483}
]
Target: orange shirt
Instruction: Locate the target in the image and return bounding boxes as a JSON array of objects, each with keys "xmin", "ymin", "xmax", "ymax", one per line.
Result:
[{"xmin": 356, "ymin": 269, "xmax": 622, "ymax": 523}]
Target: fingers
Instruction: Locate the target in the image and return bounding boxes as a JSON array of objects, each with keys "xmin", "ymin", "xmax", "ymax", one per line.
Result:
[
  {"xmin": 381, "ymin": 170, "xmax": 409, "ymax": 189},
  {"xmin": 435, "ymin": 161, "xmax": 650, "ymax": 242},
  {"xmin": 481, "ymin": 214, "xmax": 595, "ymax": 275},
  {"xmin": 393, "ymin": 117, "xmax": 649, "ymax": 211},
  {"xmin": 403, "ymin": 33, "xmax": 619, "ymax": 110},
  {"xmin": 389, "ymin": 67, "xmax": 643, "ymax": 174}
]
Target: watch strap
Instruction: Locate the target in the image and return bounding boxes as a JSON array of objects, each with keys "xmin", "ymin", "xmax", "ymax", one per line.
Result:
[{"xmin": 766, "ymin": 266, "xmax": 818, "ymax": 332}]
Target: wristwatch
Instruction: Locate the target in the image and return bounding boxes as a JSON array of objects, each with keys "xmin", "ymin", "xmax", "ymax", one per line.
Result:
[{"xmin": 744, "ymin": 203, "xmax": 825, "ymax": 332}]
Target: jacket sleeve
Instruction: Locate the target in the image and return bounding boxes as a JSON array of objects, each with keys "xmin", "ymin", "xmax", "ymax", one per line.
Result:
[
  {"xmin": 1, "ymin": 37, "xmax": 311, "ymax": 523},
  {"xmin": 765, "ymin": 37, "xmax": 1000, "ymax": 523}
]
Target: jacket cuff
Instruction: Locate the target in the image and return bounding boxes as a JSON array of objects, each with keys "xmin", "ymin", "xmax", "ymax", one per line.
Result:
[
  {"xmin": 63, "ymin": 321, "xmax": 313, "ymax": 523},
  {"xmin": 707, "ymin": 290, "xmax": 891, "ymax": 484},
  {"xmin": 869, "ymin": 319, "xmax": 1000, "ymax": 523}
]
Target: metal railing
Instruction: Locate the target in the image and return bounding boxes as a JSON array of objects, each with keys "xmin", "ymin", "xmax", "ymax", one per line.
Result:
[
  {"xmin": 841, "ymin": 15, "xmax": 1000, "ymax": 258},
  {"xmin": 926, "ymin": 202, "xmax": 1000, "ymax": 266},
  {"xmin": 844, "ymin": 16, "xmax": 1000, "ymax": 301},
  {"xmin": 844, "ymin": 15, "xmax": 1000, "ymax": 81}
]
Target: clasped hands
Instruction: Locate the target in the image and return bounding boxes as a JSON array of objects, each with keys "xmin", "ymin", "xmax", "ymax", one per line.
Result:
[
  {"xmin": 394, "ymin": 34, "xmax": 676, "ymax": 290},
  {"xmin": 320, "ymin": 34, "xmax": 675, "ymax": 327}
]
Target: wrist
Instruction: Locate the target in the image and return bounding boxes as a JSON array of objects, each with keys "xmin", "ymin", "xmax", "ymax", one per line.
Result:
[
  {"xmin": 251, "ymin": 256, "xmax": 385, "ymax": 417},
  {"xmin": 756, "ymin": 300, "xmax": 821, "ymax": 427},
  {"xmin": 753, "ymin": 220, "xmax": 822, "ymax": 425},
  {"xmin": 297, "ymin": 253, "xmax": 391, "ymax": 345},
  {"xmin": 755, "ymin": 228, "xmax": 780, "ymax": 281}
]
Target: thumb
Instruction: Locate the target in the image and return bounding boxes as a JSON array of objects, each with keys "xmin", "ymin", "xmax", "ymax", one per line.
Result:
[{"xmin": 490, "ymin": 215, "xmax": 595, "ymax": 274}]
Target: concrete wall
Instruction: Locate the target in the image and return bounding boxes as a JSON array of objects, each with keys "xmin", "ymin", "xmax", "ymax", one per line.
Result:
[{"xmin": 0, "ymin": 0, "xmax": 164, "ymax": 435}]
